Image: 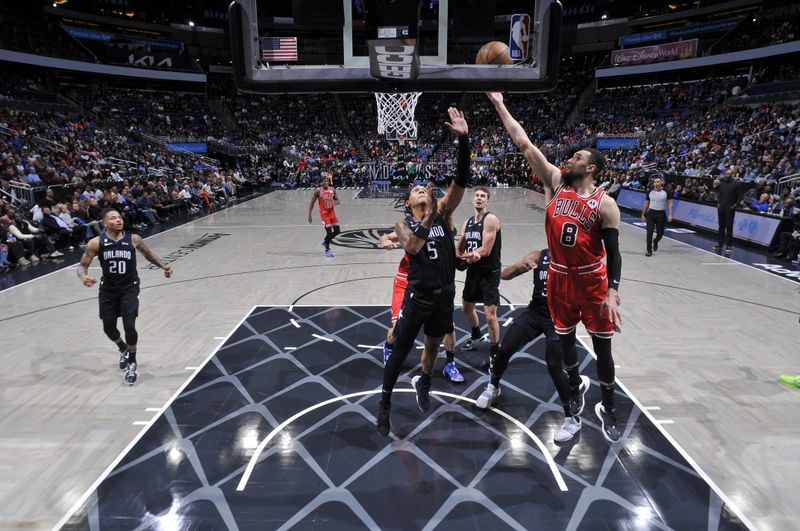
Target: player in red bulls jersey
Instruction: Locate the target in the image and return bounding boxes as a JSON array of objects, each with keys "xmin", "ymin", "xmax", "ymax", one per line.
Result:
[
  {"xmin": 307, "ymin": 172, "xmax": 340, "ymax": 257},
  {"xmin": 487, "ymin": 91, "xmax": 623, "ymax": 443}
]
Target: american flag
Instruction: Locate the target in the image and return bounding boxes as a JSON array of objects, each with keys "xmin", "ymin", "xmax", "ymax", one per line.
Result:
[{"xmin": 261, "ymin": 37, "xmax": 298, "ymax": 62}]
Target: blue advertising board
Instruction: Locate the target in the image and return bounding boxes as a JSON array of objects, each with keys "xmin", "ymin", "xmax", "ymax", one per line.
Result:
[
  {"xmin": 619, "ymin": 17, "xmax": 742, "ymax": 47},
  {"xmin": 596, "ymin": 138, "xmax": 641, "ymax": 150},
  {"xmin": 167, "ymin": 143, "xmax": 208, "ymax": 153},
  {"xmin": 616, "ymin": 189, "xmax": 781, "ymax": 246}
]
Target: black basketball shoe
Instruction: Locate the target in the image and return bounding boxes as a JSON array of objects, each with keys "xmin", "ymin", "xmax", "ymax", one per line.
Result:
[
  {"xmin": 124, "ymin": 362, "xmax": 138, "ymax": 385},
  {"xmin": 376, "ymin": 401, "xmax": 391, "ymax": 436},
  {"xmin": 119, "ymin": 349, "xmax": 130, "ymax": 370}
]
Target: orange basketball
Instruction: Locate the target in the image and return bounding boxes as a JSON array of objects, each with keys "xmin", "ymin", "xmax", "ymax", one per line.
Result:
[{"xmin": 476, "ymin": 41, "xmax": 512, "ymax": 65}]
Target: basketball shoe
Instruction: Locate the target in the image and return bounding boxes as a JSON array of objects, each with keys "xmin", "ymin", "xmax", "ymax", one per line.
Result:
[
  {"xmin": 569, "ymin": 375, "xmax": 590, "ymax": 416},
  {"xmin": 411, "ymin": 375, "xmax": 430, "ymax": 412},
  {"xmin": 442, "ymin": 362, "xmax": 464, "ymax": 383},
  {"xmin": 595, "ymin": 402, "xmax": 620, "ymax": 442},
  {"xmin": 118, "ymin": 348, "xmax": 130, "ymax": 370},
  {"xmin": 125, "ymin": 362, "xmax": 138, "ymax": 385},
  {"xmin": 475, "ymin": 384, "xmax": 500, "ymax": 409},
  {"xmin": 554, "ymin": 417, "xmax": 582, "ymax": 443}
]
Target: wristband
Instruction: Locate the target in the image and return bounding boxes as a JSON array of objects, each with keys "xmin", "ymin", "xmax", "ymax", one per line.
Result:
[{"xmin": 412, "ymin": 224, "xmax": 430, "ymax": 240}]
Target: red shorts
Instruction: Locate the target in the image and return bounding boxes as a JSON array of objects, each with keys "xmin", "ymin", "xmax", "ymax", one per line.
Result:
[
  {"xmin": 320, "ymin": 211, "xmax": 339, "ymax": 227},
  {"xmin": 391, "ymin": 275, "xmax": 408, "ymax": 323},
  {"xmin": 546, "ymin": 262, "xmax": 615, "ymax": 338}
]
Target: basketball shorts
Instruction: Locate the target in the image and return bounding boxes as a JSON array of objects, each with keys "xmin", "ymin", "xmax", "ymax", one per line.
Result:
[
  {"xmin": 391, "ymin": 275, "xmax": 408, "ymax": 323},
  {"xmin": 320, "ymin": 211, "xmax": 339, "ymax": 227},
  {"xmin": 462, "ymin": 267, "xmax": 501, "ymax": 306},
  {"xmin": 500, "ymin": 304, "xmax": 558, "ymax": 354},
  {"xmin": 99, "ymin": 283, "xmax": 140, "ymax": 320},
  {"xmin": 393, "ymin": 283, "xmax": 455, "ymax": 339},
  {"xmin": 546, "ymin": 263, "xmax": 615, "ymax": 338}
]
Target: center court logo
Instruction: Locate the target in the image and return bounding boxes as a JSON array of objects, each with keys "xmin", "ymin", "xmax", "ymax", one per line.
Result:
[{"xmin": 331, "ymin": 228, "xmax": 394, "ymax": 249}]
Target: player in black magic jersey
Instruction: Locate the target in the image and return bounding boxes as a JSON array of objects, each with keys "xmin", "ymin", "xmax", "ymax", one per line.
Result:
[
  {"xmin": 457, "ymin": 186, "xmax": 502, "ymax": 363},
  {"xmin": 376, "ymin": 107, "xmax": 470, "ymax": 436},
  {"xmin": 77, "ymin": 209, "xmax": 172, "ymax": 385},
  {"xmin": 475, "ymin": 248, "xmax": 588, "ymax": 443}
]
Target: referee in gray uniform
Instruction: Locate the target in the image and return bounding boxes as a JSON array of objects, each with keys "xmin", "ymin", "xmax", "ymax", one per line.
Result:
[{"xmin": 642, "ymin": 176, "xmax": 673, "ymax": 256}]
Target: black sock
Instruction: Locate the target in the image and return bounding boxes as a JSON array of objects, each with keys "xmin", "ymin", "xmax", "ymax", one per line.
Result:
[
  {"xmin": 127, "ymin": 349, "xmax": 137, "ymax": 363},
  {"xmin": 562, "ymin": 403, "xmax": 571, "ymax": 417},
  {"xmin": 471, "ymin": 326, "xmax": 481, "ymax": 339},
  {"xmin": 116, "ymin": 340, "xmax": 127, "ymax": 352},
  {"xmin": 420, "ymin": 372, "xmax": 431, "ymax": 386},
  {"xmin": 601, "ymin": 383, "xmax": 615, "ymax": 410},
  {"xmin": 380, "ymin": 390, "xmax": 391, "ymax": 406},
  {"xmin": 566, "ymin": 365, "xmax": 581, "ymax": 388},
  {"xmin": 445, "ymin": 350, "xmax": 454, "ymax": 363},
  {"xmin": 490, "ymin": 374, "xmax": 501, "ymax": 387},
  {"xmin": 490, "ymin": 343, "xmax": 499, "ymax": 356}
]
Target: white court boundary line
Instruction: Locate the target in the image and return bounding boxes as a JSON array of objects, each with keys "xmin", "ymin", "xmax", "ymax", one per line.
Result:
[
  {"xmin": 618, "ymin": 213, "xmax": 799, "ymax": 286},
  {"xmin": 575, "ymin": 336, "xmax": 757, "ymax": 531},
  {"xmin": 51, "ymin": 305, "xmax": 259, "ymax": 531},
  {"xmin": 236, "ymin": 388, "xmax": 568, "ymax": 493}
]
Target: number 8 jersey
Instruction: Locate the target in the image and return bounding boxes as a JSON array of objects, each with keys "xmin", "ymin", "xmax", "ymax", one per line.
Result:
[
  {"xmin": 98, "ymin": 230, "xmax": 139, "ymax": 289},
  {"xmin": 545, "ymin": 185, "xmax": 606, "ymax": 267}
]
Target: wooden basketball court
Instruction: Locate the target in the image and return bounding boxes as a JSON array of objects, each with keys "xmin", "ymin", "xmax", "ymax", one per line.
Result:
[{"xmin": 1, "ymin": 188, "xmax": 797, "ymax": 530}]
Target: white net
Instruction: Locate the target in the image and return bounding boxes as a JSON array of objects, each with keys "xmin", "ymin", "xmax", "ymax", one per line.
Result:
[{"xmin": 374, "ymin": 92, "xmax": 421, "ymax": 142}]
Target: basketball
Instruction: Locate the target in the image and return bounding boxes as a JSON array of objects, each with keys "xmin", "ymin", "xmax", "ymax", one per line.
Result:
[{"xmin": 476, "ymin": 41, "xmax": 513, "ymax": 65}]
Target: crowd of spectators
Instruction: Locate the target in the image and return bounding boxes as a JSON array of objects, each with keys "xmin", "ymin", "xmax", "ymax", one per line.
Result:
[
  {"xmin": 0, "ymin": 102, "xmax": 267, "ymax": 275},
  {"xmin": 1, "ymin": 23, "xmax": 799, "ymax": 276},
  {"xmin": 717, "ymin": 3, "xmax": 800, "ymax": 55}
]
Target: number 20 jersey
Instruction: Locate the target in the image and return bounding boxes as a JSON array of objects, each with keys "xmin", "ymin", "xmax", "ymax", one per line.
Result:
[
  {"xmin": 544, "ymin": 185, "xmax": 606, "ymax": 267},
  {"xmin": 98, "ymin": 230, "xmax": 139, "ymax": 289}
]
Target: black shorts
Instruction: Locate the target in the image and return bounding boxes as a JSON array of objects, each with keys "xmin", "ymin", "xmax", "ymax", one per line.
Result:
[
  {"xmin": 500, "ymin": 304, "xmax": 558, "ymax": 354},
  {"xmin": 99, "ymin": 284, "xmax": 140, "ymax": 320},
  {"xmin": 462, "ymin": 267, "xmax": 501, "ymax": 306},
  {"xmin": 394, "ymin": 284, "xmax": 455, "ymax": 339}
]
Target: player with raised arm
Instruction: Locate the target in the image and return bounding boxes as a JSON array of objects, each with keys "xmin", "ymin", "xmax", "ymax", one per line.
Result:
[
  {"xmin": 487, "ymin": 91, "xmax": 624, "ymax": 442},
  {"xmin": 379, "ymin": 231, "xmax": 462, "ymax": 382},
  {"xmin": 376, "ymin": 107, "xmax": 470, "ymax": 436}
]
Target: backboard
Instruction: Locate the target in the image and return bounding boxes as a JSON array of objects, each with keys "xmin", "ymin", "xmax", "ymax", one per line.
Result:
[{"xmin": 229, "ymin": 0, "xmax": 562, "ymax": 94}]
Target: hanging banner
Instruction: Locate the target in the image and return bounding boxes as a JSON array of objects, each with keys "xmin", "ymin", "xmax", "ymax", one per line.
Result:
[
  {"xmin": 611, "ymin": 39, "xmax": 698, "ymax": 66},
  {"xmin": 619, "ymin": 17, "xmax": 742, "ymax": 46}
]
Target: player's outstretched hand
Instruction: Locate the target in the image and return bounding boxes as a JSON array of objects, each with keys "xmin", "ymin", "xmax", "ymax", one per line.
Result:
[
  {"xmin": 485, "ymin": 92, "xmax": 503, "ymax": 106},
  {"xmin": 601, "ymin": 289, "xmax": 623, "ymax": 332},
  {"xmin": 163, "ymin": 266, "xmax": 173, "ymax": 278},
  {"xmin": 444, "ymin": 107, "xmax": 468, "ymax": 136},
  {"xmin": 82, "ymin": 275, "xmax": 97, "ymax": 287}
]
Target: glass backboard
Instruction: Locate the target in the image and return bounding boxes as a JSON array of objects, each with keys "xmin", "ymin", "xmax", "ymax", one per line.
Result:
[{"xmin": 229, "ymin": 0, "xmax": 562, "ymax": 93}]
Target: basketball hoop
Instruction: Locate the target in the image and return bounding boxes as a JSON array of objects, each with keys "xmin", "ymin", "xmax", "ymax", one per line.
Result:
[{"xmin": 375, "ymin": 92, "xmax": 421, "ymax": 142}]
